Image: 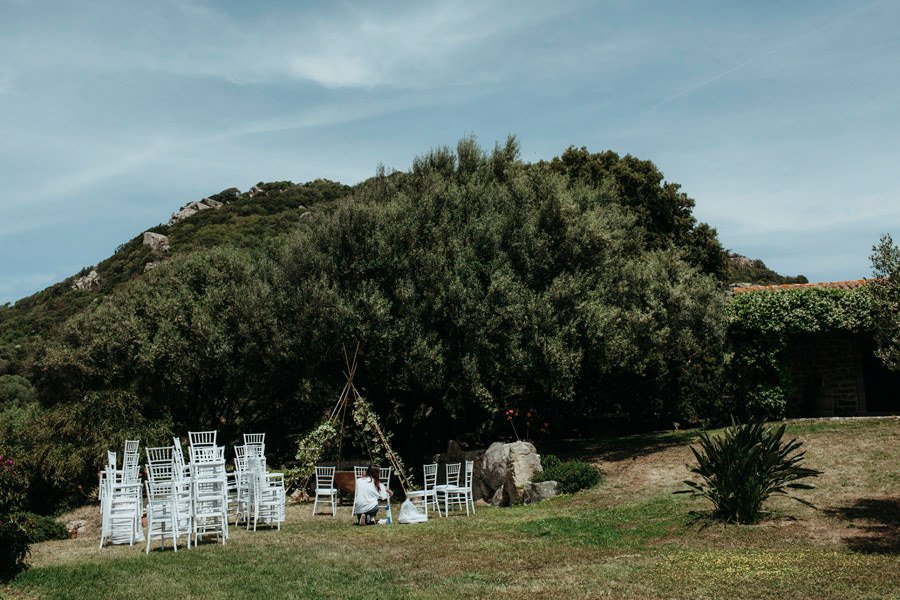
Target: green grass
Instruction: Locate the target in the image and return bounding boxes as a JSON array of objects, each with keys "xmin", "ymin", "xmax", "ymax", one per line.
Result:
[{"xmin": 5, "ymin": 418, "xmax": 899, "ymax": 599}]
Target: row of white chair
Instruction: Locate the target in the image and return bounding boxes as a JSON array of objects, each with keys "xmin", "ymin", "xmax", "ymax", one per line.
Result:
[
  {"xmin": 234, "ymin": 442, "xmax": 286, "ymax": 530},
  {"xmin": 311, "ymin": 461, "xmax": 475, "ymax": 519}
]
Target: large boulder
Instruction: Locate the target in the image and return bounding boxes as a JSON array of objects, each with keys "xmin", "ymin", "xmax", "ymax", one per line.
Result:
[
  {"xmin": 479, "ymin": 441, "xmax": 542, "ymax": 506},
  {"xmin": 142, "ymin": 231, "xmax": 170, "ymax": 253}
]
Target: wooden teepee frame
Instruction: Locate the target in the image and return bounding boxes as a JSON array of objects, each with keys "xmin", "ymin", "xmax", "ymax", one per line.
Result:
[{"xmin": 326, "ymin": 344, "xmax": 410, "ymax": 494}]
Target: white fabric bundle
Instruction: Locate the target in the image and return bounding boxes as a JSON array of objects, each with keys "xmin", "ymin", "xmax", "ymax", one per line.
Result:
[{"xmin": 397, "ymin": 499, "xmax": 427, "ymax": 524}]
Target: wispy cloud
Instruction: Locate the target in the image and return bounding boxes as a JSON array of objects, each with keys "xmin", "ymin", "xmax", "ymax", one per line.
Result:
[{"xmin": 653, "ymin": 0, "xmax": 885, "ymax": 109}]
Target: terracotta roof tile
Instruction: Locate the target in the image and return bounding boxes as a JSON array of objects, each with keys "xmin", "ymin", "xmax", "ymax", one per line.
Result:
[{"xmin": 730, "ymin": 279, "xmax": 869, "ymax": 294}]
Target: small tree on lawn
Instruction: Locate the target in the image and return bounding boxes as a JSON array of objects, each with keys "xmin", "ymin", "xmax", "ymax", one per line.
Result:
[{"xmin": 677, "ymin": 421, "xmax": 822, "ymax": 524}]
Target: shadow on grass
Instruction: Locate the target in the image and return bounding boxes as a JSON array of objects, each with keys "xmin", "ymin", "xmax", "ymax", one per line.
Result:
[
  {"xmin": 825, "ymin": 497, "xmax": 900, "ymax": 554},
  {"xmin": 544, "ymin": 430, "xmax": 698, "ymax": 464}
]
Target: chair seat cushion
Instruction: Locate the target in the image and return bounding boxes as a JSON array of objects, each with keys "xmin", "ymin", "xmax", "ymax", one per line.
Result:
[{"xmin": 316, "ymin": 488, "xmax": 337, "ymax": 494}]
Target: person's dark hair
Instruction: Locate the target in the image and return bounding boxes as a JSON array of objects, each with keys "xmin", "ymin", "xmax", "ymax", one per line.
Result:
[{"xmin": 367, "ymin": 464, "xmax": 381, "ymax": 491}]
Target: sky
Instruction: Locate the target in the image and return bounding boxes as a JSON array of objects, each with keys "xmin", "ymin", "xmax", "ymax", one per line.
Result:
[{"xmin": 1, "ymin": 0, "xmax": 898, "ymax": 304}]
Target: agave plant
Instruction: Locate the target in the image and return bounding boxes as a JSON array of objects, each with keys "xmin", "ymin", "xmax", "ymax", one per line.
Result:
[{"xmin": 678, "ymin": 421, "xmax": 822, "ymax": 524}]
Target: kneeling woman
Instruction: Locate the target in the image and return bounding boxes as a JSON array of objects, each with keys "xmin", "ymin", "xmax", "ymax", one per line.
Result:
[{"xmin": 354, "ymin": 464, "xmax": 392, "ymax": 525}]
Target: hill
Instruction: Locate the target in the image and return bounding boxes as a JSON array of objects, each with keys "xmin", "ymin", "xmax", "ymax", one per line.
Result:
[
  {"xmin": 0, "ymin": 179, "xmax": 350, "ymax": 372},
  {"xmin": 725, "ymin": 251, "xmax": 807, "ymax": 286}
]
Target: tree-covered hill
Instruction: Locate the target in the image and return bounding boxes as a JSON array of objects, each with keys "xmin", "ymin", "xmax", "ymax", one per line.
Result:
[
  {"xmin": 725, "ymin": 251, "xmax": 807, "ymax": 286},
  {"xmin": 0, "ymin": 137, "xmax": 800, "ymax": 510},
  {"xmin": 0, "ymin": 179, "xmax": 350, "ymax": 359}
]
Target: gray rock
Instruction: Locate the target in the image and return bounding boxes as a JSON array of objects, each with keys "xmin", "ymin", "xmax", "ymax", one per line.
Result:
[
  {"xmin": 490, "ymin": 485, "xmax": 509, "ymax": 507},
  {"xmin": 71, "ymin": 270, "xmax": 101, "ymax": 291},
  {"xmin": 65, "ymin": 518, "xmax": 87, "ymax": 538},
  {"xmin": 170, "ymin": 205, "xmax": 199, "ymax": 223},
  {"xmin": 142, "ymin": 231, "xmax": 170, "ymax": 253},
  {"xmin": 144, "ymin": 261, "xmax": 158, "ymax": 272},
  {"xmin": 199, "ymin": 197, "xmax": 223, "ymax": 208},
  {"xmin": 169, "ymin": 195, "xmax": 225, "ymax": 224},
  {"xmin": 478, "ymin": 441, "xmax": 542, "ymax": 506},
  {"xmin": 249, "ymin": 185, "xmax": 264, "ymax": 197},
  {"xmin": 523, "ymin": 481, "xmax": 557, "ymax": 504}
]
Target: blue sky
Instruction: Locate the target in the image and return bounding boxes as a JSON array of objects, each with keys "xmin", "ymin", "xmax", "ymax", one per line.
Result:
[{"xmin": 1, "ymin": 0, "xmax": 898, "ymax": 304}]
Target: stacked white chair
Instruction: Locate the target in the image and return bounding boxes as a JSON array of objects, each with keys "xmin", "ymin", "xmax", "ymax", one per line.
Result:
[
  {"xmin": 406, "ymin": 463, "xmax": 440, "ymax": 517},
  {"xmin": 99, "ymin": 465, "xmax": 142, "ymax": 547},
  {"xmin": 189, "ymin": 430, "xmax": 217, "ymax": 448},
  {"xmin": 173, "ymin": 437, "xmax": 191, "ymax": 481},
  {"xmin": 123, "ymin": 440, "xmax": 140, "ymax": 484},
  {"xmin": 189, "ymin": 443, "xmax": 228, "ymax": 545},
  {"xmin": 144, "ymin": 448, "xmax": 191, "ymax": 553},
  {"xmin": 232, "ymin": 445, "xmax": 249, "ymax": 525},
  {"xmin": 99, "ymin": 450, "xmax": 116, "ymax": 504},
  {"xmin": 246, "ymin": 450, "xmax": 285, "ymax": 530},
  {"xmin": 434, "ymin": 463, "xmax": 461, "ymax": 514},
  {"xmin": 313, "ymin": 466, "xmax": 337, "ymax": 516},
  {"xmin": 243, "ymin": 433, "xmax": 265, "ymax": 447},
  {"xmin": 444, "ymin": 460, "xmax": 475, "ymax": 516}
]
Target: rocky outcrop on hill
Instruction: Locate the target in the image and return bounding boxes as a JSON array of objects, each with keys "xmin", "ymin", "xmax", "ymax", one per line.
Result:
[
  {"xmin": 726, "ymin": 251, "xmax": 807, "ymax": 286},
  {"xmin": 142, "ymin": 232, "xmax": 170, "ymax": 253},
  {"xmin": 71, "ymin": 270, "xmax": 101, "ymax": 291},
  {"xmin": 169, "ymin": 197, "xmax": 224, "ymax": 224}
]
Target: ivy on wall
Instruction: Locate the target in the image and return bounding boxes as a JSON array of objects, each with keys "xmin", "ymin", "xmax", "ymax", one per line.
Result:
[{"xmin": 724, "ymin": 286, "xmax": 873, "ymax": 420}]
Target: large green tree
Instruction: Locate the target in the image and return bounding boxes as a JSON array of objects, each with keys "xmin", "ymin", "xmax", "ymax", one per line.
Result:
[{"xmin": 21, "ymin": 137, "xmax": 727, "ymax": 501}]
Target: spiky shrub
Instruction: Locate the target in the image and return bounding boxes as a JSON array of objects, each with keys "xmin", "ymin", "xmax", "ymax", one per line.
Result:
[{"xmin": 678, "ymin": 422, "xmax": 822, "ymax": 524}]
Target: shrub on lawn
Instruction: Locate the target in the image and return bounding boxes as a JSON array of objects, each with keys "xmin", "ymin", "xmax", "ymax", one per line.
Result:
[
  {"xmin": 1, "ymin": 452, "xmax": 31, "ymax": 580},
  {"xmin": 0, "ymin": 516, "xmax": 30, "ymax": 581},
  {"xmin": 535, "ymin": 460, "xmax": 601, "ymax": 494},
  {"xmin": 16, "ymin": 512, "xmax": 68, "ymax": 543},
  {"xmin": 677, "ymin": 421, "xmax": 822, "ymax": 524}
]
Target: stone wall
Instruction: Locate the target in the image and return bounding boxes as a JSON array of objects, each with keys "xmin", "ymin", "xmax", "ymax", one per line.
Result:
[{"xmin": 787, "ymin": 333, "xmax": 867, "ymax": 417}]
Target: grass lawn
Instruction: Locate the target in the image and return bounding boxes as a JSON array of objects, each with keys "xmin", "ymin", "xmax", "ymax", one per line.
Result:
[{"xmin": 4, "ymin": 418, "xmax": 898, "ymax": 599}]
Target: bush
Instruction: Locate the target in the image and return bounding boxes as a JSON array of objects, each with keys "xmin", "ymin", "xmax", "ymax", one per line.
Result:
[
  {"xmin": 0, "ymin": 516, "xmax": 30, "ymax": 581},
  {"xmin": 16, "ymin": 512, "xmax": 68, "ymax": 543},
  {"xmin": 677, "ymin": 421, "xmax": 822, "ymax": 524},
  {"xmin": 535, "ymin": 460, "xmax": 601, "ymax": 494},
  {"xmin": 541, "ymin": 454, "xmax": 562, "ymax": 471}
]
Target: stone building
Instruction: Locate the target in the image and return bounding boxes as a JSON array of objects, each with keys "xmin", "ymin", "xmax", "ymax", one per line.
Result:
[{"xmin": 733, "ymin": 279, "xmax": 900, "ymax": 417}]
